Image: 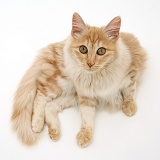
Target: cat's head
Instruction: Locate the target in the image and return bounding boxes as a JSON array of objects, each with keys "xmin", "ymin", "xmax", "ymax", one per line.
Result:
[{"xmin": 68, "ymin": 13, "xmax": 121, "ymax": 73}]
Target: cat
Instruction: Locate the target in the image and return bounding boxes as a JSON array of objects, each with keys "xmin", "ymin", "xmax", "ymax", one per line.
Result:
[{"xmin": 11, "ymin": 12, "xmax": 146, "ymax": 147}]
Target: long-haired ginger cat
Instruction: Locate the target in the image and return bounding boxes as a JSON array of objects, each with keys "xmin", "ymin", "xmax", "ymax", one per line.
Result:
[{"xmin": 11, "ymin": 13, "xmax": 146, "ymax": 147}]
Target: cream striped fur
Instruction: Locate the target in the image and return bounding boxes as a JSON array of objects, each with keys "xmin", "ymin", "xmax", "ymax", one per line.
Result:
[{"xmin": 11, "ymin": 13, "xmax": 146, "ymax": 147}]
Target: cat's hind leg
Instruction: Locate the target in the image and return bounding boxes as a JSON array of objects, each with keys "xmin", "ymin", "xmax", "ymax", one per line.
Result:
[
  {"xmin": 122, "ymin": 72, "xmax": 138, "ymax": 116},
  {"xmin": 45, "ymin": 101, "xmax": 61, "ymax": 141},
  {"xmin": 32, "ymin": 90, "xmax": 46, "ymax": 133},
  {"xmin": 45, "ymin": 95, "xmax": 77, "ymax": 141}
]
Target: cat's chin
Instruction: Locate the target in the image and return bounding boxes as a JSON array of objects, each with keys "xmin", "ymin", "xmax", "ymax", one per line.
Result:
[{"xmin": 84, "ymin": 67, "xmax": 99, "ymax": 74}]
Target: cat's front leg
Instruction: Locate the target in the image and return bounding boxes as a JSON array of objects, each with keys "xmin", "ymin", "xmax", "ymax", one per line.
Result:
[
  {"xmin": 77, "ymin": 96, "xmax": 96, "ymax": 147},
  {"xmin": 122, "ymin": 74, "xmax": 137, "ymax": 116}
]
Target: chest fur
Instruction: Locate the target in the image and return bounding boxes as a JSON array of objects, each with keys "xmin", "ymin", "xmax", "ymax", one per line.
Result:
[{"xmin": 75, "ymin": 69, "xmax": 131, "ymax": 98}]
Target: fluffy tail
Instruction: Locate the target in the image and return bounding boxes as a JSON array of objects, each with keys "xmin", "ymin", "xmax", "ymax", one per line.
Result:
[{"xmin": 11, "ymin": 63, "xmax": 41, "ymax": 146}]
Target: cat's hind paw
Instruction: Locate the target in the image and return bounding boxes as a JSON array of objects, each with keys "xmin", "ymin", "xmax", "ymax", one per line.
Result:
[
  {"xmin": 122, "ymin": 99, "xmax": 137, "ymax": 117},
  {"xmin": 76, "ymin": 128, "xmax": 92, "ymax": 147},
  {"xmin": 48, "ymin": 127, "xmax": 60, "ymax": 141},
  {"xmin": 32, "ymin": 118, "xmax": 44, "ymax": 133}
]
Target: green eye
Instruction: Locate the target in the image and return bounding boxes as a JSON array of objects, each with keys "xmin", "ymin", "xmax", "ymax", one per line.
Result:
[
  {"xmin": 97, "ymin": 47, "xmax": 106, "ymax": 55},
  {"xmin": 79, "ymin": 45, "xmax": 88, "ymax": 54}
]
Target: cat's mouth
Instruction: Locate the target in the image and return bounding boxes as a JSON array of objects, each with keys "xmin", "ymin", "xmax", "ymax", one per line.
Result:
[{"xmin": 85, "ymin": 66, "xmax": 99, "ymax": 73}]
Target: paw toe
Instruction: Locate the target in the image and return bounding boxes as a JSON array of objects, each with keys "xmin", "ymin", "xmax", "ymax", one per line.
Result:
[{"xmin": 77, "ymin": 129, "xmax": 92, "ymax": 147}]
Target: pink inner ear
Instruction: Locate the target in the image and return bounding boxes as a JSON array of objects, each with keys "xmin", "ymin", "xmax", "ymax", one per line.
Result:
[
  {"xmin": 104, "ymin": 16, "xmax": 121, "ymax": 41},
  {"xmin": 71, "ymin": 13, "xmax": 86, "ymax": 38}
]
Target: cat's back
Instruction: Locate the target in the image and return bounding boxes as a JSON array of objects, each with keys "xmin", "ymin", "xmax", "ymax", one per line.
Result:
[
  {"xmin": 37, "ymin": 41, "xmax": 65, "ymax": 64},
  {"xmin": 120, "ymin": 32, "xmax": 147, "ymax": 70},
  {"xmin": 34, "ymin": 41, "xmax": 70, "ymax": 94},
  {"xmin": 120, "ymin": 32, "xmax": 143, "ymax": 53},
  {"xmin": 33, "ymin": 40, "xmax": 66, "ymax": 79}
]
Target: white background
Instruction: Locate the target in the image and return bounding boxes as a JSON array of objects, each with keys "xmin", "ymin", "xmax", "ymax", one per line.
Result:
[{"xmin": 0, "ymin": 0, "xmax": 160, "ymax": 160}]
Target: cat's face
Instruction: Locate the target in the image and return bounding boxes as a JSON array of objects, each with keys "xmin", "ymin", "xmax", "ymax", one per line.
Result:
[
  {"xmin": 69, "ymin": 13, "xmax": 121, "ymax": 73},
  {"xmin": 69, "ymin": 27, "xmax": 117, "ymax": 72}
]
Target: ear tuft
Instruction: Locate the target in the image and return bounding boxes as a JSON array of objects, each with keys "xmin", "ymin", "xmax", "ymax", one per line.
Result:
[
  {"xmin": 103, "ymin": 16, "xmax": 121, "ymax": 41},
  {"xmin": 71, "ymin": 12, "xmax": 86, "ymax": 38}
]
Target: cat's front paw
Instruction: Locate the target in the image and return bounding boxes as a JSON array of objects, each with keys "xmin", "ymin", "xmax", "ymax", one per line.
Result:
[
  {"xmin": 122, "ymin": 99, "xmax": 137, "ymax": 117},
  {"xmin": 48, "ymin": 127, "xmax": 60, "ymax": 141},
  {"xmin": 77, "ymin": 128, "xmax": 92, "ymax": 147}
]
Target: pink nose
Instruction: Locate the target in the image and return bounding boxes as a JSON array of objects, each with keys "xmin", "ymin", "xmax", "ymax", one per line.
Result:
[{"xmin": 87, "ymin": 62, "xmax": 94, "ymax": 67}]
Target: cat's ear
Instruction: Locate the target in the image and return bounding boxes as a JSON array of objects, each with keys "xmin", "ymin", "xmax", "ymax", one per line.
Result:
[
  {"xmin": 71, "ymin": 12, "xmax": 86, "ymax": 38},
  {"xmin": 103, "ymin": 16, "xmax": 121, "ymax": 42}
]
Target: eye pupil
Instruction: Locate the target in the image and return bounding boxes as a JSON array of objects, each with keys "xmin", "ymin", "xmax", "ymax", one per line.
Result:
[
  {"xmin": 97, "ymin": 47, "xmax": 106, "ymax": 55},
  {"xmin": 79, "ymin": 45, "xmax": 88, "ymax": 54}
]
